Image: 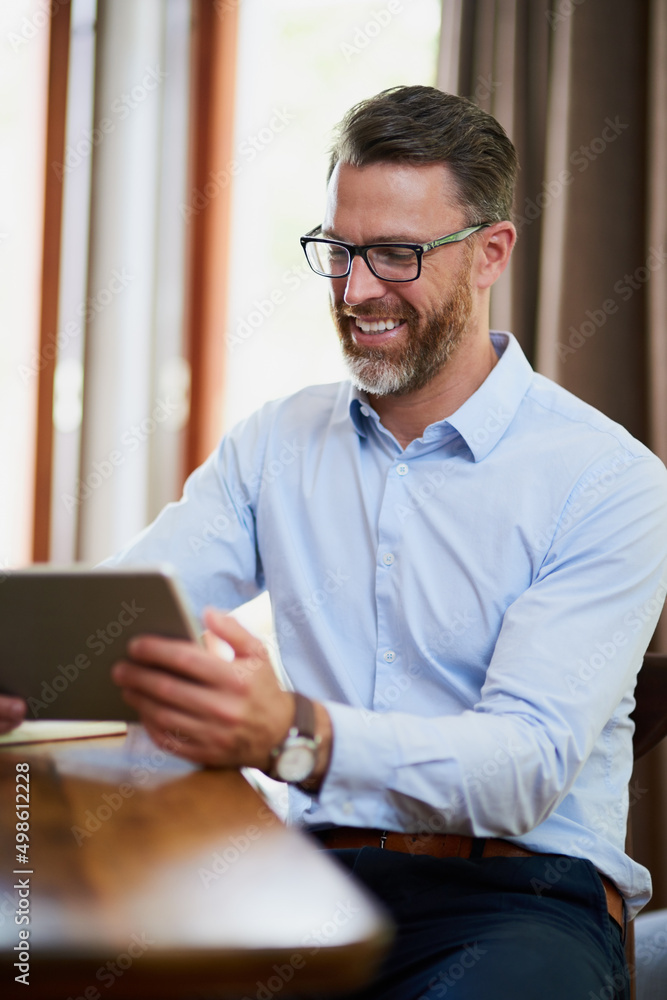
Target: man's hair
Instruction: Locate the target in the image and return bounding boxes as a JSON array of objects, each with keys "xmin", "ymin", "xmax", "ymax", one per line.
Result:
[{"xmin": 328, "ymin": 85, "xmax": 518, "ymax": 225}]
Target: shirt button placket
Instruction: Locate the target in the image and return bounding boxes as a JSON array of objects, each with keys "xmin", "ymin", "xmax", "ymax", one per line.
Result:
[{"xmin": 374, "ymin": 458, "xmax": 407, "ymax": 710}]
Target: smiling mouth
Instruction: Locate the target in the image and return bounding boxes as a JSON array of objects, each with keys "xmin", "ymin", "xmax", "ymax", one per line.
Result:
[{"xmin": 353, "ymin": 316, "xmax": 405, "ymax": 333}]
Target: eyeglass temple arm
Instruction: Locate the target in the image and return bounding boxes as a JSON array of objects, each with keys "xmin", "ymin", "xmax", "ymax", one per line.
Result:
[{"xmin": 421, "ymin": 224, "xmax": 491, "ymax": 253}]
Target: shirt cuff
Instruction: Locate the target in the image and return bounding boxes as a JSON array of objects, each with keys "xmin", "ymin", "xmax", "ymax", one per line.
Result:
[{"xmin": 317, "ymin": 700, "xmax": 399, "ymax": 828}]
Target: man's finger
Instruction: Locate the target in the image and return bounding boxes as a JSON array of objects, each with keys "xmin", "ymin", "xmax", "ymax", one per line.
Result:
[
  {"xmin": 125, "ymin": 635, "xmax": 245, "ymax": 690},
  {"xmin": 0, "ymin": 697, "xmax": 26, "ymax": 733},
  {"xmin": 203, "ymin": 608, "xmax": 267, "ymax": 658},
  {"xmin": 112, "ymin": 659, "xmax": 245, "ymax": 720},
  {"xmin": 119, "ymin": 687, "xmax": 207, "ymax": 748}
]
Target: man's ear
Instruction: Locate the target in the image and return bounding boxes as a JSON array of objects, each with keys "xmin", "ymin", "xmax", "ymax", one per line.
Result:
[{"xmin": 474, "ymin": 222, "xmax": 516, "ymax": 290}]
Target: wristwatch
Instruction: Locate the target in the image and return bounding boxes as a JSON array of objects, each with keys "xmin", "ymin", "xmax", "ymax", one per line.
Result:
[{"xmin": 269, "ymin": 693, "xmax": 321, "ymax": 784}]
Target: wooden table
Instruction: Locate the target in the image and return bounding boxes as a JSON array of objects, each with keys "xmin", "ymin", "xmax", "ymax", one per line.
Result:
[{"xmin": 0, "ymin": 727, "xmax": 392, "ymax": 999}]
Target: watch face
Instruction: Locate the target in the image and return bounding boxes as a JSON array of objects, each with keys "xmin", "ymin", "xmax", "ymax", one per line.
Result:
[{"xmin": 276, "ymin": 740, "xmax": 317, "ymax": 783}]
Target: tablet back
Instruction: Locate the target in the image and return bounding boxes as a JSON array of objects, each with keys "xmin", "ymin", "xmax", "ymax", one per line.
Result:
[{"xmin": 0, "ymin": 568, "xmax": 200, "ymax": 721}]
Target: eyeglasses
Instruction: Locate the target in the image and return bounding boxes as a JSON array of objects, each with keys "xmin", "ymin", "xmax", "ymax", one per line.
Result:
[{"xmin": 300, "ymin": 223, "xmax": 491, "ymax": 282}]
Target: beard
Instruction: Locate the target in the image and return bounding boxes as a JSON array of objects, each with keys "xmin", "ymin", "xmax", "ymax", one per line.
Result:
[{"xmin": 331, "ymin": 253, "xmax": 474, "ymax": 397}]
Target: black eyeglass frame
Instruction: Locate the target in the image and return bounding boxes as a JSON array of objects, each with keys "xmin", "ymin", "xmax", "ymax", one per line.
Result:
[{"xmin": 299, "ymin": 223, "xmax": 492, "ymax": 282}]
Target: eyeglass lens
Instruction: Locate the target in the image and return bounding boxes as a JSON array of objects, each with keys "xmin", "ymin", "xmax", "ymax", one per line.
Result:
[{"xmin": 305, "ymin": 241, "xmax": 419, "ymax": 280}]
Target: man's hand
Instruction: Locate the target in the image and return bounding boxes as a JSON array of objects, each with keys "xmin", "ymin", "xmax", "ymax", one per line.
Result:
[
  {"xmin": 111, "ymin": 608, "xmax": 332, "ymax": 780},
  {"xmin": 0, "ymin": 696, "xmax": 26, "ymax": 734}
]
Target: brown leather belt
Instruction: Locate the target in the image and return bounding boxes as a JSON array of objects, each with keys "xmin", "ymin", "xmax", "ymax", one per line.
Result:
[{"xmin": 313, "ymin": 827, "xmax": 624, "ymax": 930}]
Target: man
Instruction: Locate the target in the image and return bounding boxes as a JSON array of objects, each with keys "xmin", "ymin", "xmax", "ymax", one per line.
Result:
[{"xmin": 3, "ymin": 86, "xmax": 667, "ymax": 999}]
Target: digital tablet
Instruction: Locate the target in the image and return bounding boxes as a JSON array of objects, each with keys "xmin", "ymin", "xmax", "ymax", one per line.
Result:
[{"xmin": 0, "ymin": 566, "xmax": 202, "ymax": 722}]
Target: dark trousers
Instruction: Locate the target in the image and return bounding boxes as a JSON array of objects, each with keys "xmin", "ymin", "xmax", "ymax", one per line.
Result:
[{"xmin": 308, "ymin": 848, "xmax": 629, "ymax": 1000}]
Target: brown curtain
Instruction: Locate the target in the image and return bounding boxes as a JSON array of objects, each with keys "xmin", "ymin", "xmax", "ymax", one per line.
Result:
[{"xmin": 438, "ymin": 0, "xmax": 667, "ymax": 909}]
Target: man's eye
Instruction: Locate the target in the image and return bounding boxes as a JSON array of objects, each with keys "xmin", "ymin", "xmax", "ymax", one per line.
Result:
[{"xmin": 371, "ymin": 248, "xmax": 416, "ymax": 266}]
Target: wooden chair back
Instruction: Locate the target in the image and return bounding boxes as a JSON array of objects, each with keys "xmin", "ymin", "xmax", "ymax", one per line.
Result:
[
  {"xmin": 631, "ymin": 652, "xmax": 667, "ymax": 759},
  {"xmin": 626, "ymin": 651, "xmax": 667, "ymax": 999}
]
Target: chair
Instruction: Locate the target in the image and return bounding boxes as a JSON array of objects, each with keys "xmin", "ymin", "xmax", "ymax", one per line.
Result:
[
  {"xmin": 631, "ymin": 653, "xmax": 667, "ymax": 760},
  {"xmin": 626, "ymin": 652, "xmax": 667, "ymax": 999}
]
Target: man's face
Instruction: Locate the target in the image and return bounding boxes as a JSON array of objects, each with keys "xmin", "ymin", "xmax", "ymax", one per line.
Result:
[{"xmin": 323, "ymin": 161, "xmax": 477, "ymax": 397}]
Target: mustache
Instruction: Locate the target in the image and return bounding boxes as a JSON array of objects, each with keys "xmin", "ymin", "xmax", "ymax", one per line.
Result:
[{"xmin": 335, "ymin": 301, "xmax": 419, "ymax": 322}]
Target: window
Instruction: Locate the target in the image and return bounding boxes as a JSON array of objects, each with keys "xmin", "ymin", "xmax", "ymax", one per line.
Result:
[{"xmin": 224, "ymin": 0, "xmax": 442, "ymax": 431}]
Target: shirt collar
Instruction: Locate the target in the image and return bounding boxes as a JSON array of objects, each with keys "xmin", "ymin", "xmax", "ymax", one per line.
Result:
[
  {"xmin": 347, "ymin": 332, "xmax": 534, "ymax": 461},
  {"xmin": 348, "ymin": 390, "xmax": 376, "ymax": 438}
]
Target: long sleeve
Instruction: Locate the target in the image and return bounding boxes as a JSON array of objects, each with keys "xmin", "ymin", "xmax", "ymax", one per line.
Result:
[{"xmin": 317, "ymin": 453, "xmax": 667, "ymax": 842}]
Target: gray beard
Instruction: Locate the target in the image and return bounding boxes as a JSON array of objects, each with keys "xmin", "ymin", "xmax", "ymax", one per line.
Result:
[
  {"xmin": 332, "ymin": 263, "xmax": 474, "ymax": 398},
  {"xmin": 342, "ymin": 329, "xmax": 462, "ymax": 397}
]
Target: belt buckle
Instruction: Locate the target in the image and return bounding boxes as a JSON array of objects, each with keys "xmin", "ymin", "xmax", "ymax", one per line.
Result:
[{"xmin": 379, "ymin": 830, "xmax": 388, "ymax": 849}]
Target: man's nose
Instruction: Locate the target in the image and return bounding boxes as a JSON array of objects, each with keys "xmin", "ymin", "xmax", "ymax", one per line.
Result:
[{"xmin": 343, "ymin": 254, "xmax": 387, "ymax": 306}]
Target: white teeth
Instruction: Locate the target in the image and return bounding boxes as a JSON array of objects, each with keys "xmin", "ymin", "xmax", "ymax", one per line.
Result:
[{"xmin": 354, "ymin": 318, "xmax": 402, "ymax": 333}]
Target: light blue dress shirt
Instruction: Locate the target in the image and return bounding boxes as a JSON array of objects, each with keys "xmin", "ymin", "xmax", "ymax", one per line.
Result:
[{"xmin": 107, "ymin": 332, "xmax": 667, "ymax": 918}]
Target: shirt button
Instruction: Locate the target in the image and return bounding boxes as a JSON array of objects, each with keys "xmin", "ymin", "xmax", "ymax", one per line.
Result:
[
  {"xmin": 342, "ymin": 801, "xmax": 354, "ymax": 815},
  {"xmin": 383, "ymin": 650, "xmax": 396, "ymax": 663},
  {"xmin": 360, "ymin": 406, "xmax": 370, "ymax": 417},
  {"xmin": 382, "ymin": 553, "xmax": 395, "ymax": 566},
  {"xmin": 396, "ymin": 463, "xmax": 409, "ymax": 476}
]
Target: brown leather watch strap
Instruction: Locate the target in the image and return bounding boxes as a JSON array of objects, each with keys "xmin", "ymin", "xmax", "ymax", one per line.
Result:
[{"xmin": 293, "ymin": 692, "xmax": 316, "ymax": 739}]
